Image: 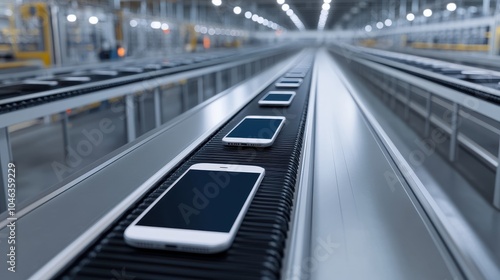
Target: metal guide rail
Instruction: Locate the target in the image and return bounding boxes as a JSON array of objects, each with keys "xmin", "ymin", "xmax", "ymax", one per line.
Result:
[
  {"xmin": 51, "ymin": 56, "xmax": 315, "ymax": 279},
  {"xmin": 0, "ymin": 46, "xmax": 296, "ymax": 114},
  {"xmin": 330, "ymin": 47, "xmax": 500, "ymax": 210},
  {"xmin": 336, "ymin": 44, "xmax": 500, "ymax": 105}
]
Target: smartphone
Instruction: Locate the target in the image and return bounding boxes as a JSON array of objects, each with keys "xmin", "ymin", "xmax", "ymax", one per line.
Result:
[
  {"xmin": 222, "ymin": 115, "xmax": 286, "ymax": 147},
  {"xmin": 285, "ymin": 72, "xmax": 306, "ymax": 78},
  {"xmin": 258, "ymin": 91, "xmax": 296, "ymax": 106},
  {"xmin": 125, "ymin": 163, "xmax": 265, "ymax": 253},
  {"xmin": 275, "ymin": 78, "xmax": 303, "ymax": 88}
]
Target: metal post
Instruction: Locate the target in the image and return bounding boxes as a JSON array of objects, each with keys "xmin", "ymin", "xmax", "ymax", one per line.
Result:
[
  {"xmin": 493, "ymin": 137, "xmax": 500, "ymax": 209},
  {"xmin": 197, "ymin": 76, "xmax": 204, "ymax": 104},
  {"xmin": 404, "ymin": 84, "xmax": 411, "ymax": 120},
  {"xmin": 154, "ymin": 88, "xmax": 162, "ymax": 128},
  {"xmin": 216, "ymin": 71, "xmax": 222, "ymax": 93},
  {"xmin": 246, "ymin": 63, "xmax": 251, "ymax": 78},
  {"xmin": 61, "ymin": 112, "xmax": 70, "ymax": 158},
  {"xmin": 139, "ymin": 93, "xmax": 147, "ymax": 134},
  {"xmin": 449, "ymin": 103, "xmax": 460, "ymax": 162},
  {"xmin": 231, "ymin": 67, "xmax": 238, "ymax": 86},
  {"xmin": 0, "ymin": 127, "xmax": 12, "ymax": 212},
  {"xmin": 483, "ymin": 0, "xmax": 491, "ymax": 16},
  {"xmin": 181, "ymin": 83, "xmax": 189, "ymax": 111},
  {"xmin": 125, "ymin": 94, "xmax": 136, "ymax": 142},
  {"xmin": 425, "ymin": 91, "xmax": 432, "ymax": 137},
  {"xmin": 160, "ymin": 0, "xmax": 167, "ymax": 18}
]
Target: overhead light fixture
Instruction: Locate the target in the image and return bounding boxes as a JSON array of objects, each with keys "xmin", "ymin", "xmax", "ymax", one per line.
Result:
[
  {"xmin": 365, "ymin": 25, "xmax": 372, "ymax": 32},
  {"xmin": 406, "ymin": 13, "xmax": 415, "ymax": 21},
  {"xmin": 384, "ymin": 19, "xmax": 392, "ymax": 26},
  {"xmin": 423, "ymin": 9, "xmax": 432, "ymax": 17},
  {"xmin": 233, "ymin": 6, "xmax": 242, "ymax": 15},
  {"xmin": 324, "ymin": 0, "xmax": 332, "ymax": 3},
  {"xmin": 245, "ymin": 11, "xmax": 252, "ymax": 19},
  {"xmin": 67, "ymin": 14, "xmax": 77, "ymax": 22},
  {"xmin": 212, "ymin": 0, "xmax": 222, "ymax": 6},
  {"xmin": 151, "ymin": 21, "xmax": 161, "ymax": 29},
  {"xmin": 252, "ymin": 14, "xmax": 258, "ymax": 21},
  {"xmin": 277, "ymin": 0, "xmax": 285, "ymax": 4},
  {"xmin": 282, "ymin": 4, "xmax": 290, "ymax": 11},
  {"xmin": 129, "ymin": 19, "xmax": 138, "ymax": 27},
  {"xmin": 322, "ymin": 3, "xmax": 330, "ymax": 10},
  {"xmin": 88, "ymin": 16, "xmax": 98, "ymax": 24},
  {"xmin": 161, "ymin": 23, "xmax": 169, "ymax": 30},
  {"xmin": 447, "ymin": 3, "xmax": 457, "ymax": 12},
  {"xmin": 286, "ymin": 9, "xmax": 294, "ymax": 16},
  {"xmin": 376, "ymin": 22, "xmax": 384, "ymax": 29}
]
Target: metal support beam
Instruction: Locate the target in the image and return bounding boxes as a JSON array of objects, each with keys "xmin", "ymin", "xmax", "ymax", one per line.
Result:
[
  {"xmin": 425, "ymin": 91, "xmax": 432, "ymax": 136},
  {"xmin": 197, "ymin": 76, "xmax": 204, "ymax": 104},
  {"xmin": 216, "ymin": 71, "xmax": 223, "ymax": 93},
  {"xmin": 494, "ymin": 137, "xmax": 500, "ymax": 209},
  {"xmin": 61, "ymin": 112, "xmax": 70, "ymax": 158},
  {"xmin": 0, "ymin": 127, "xmax": 12, "ymax": 213},
  {"xmin": 449, "ymin": 103, "xmax": 460, "ymax": 162},
  {"xmin": 154, "ymin": 88, "xmax": 162, "ymax": 128},
  {"xmin": 125, "ymin": 94, "xmax": 136, "ymax": 142},
  {"xmin": 483, "ymin": 0, "xmax": 491, "ymax": 16},
  {"xmin": 139, "ymin": 93, "xmax": 147, "ymax": 134}
]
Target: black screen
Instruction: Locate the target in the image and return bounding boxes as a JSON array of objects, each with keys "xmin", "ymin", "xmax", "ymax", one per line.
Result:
[
  {"xmin": 137, "ymin": 169, "xmax": 260, "ymax": 232},
  {"xmin": 263, "ymin": 93, "xmax": 293, "ymax": 102},
  {"xmin": 227, "ymin": 118, "xmax": 284, "ymax": 139}
]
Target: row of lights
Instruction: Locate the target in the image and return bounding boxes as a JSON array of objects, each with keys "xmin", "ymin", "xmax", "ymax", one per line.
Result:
[
  {"xmin": 243, "ymin": 10, "xmax": 280, "ymax": 30},
  {"xmin": 277, "ymin": 0, "xmax": 305, "ymax": 30},
  {"xmin": 129, "ymin": 19, "xmax": 170, "ymax": 30},
  {"xmin": 365, "ymin": 2, "xmax": 458, "ymax": 32},
  {"xmin": 194, "ymin": 25, "xmax": 246, "ymax": 37},
  {"xmin": 66, "ymin": 14, "xmax": 99, "ymax": 25},
  {"xmin": 318, "ymin": 0, "xmax": 331, "ymax": 30}
]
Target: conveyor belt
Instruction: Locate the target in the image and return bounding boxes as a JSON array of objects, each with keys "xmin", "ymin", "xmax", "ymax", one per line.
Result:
[
  {"xmin": 338, "ymin": 46, "xmax": 500, "ymax": 105},
  {"xmin": 56, "ymin": 56, "xmax": 314, "ymax": 279},
  {"xmin": 0, "ymin": 47, "xmax": 296, "ymax": 114}
]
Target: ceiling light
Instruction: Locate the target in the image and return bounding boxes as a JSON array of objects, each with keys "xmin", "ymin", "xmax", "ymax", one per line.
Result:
[
  {"xmin": 258, "ymin": 17, "xmax": 264, "ymax": 24},
  {"xmin": 161, "ymin": 23, "xmax": 169, "ymax": 30},
  {"xmin": 212, "ymin": 0, "xmax": 222, "ymax": 6},
  {"xmin": 282, "ymin": 4, "xmax": 290, "ymax": 11},
  {"xmin": 89, "ymin": 16, "xmax": 99, "ymax": 24},
  {"xmin": 384, "ymin": 19, "xmax": 392, "ymax": 26},
  {"xmin": 252, "ymin": 14, "xmax": 258, "ymax": 21},
  {"xmin": 245, "ymin": 11, "xmax": 252, "ymax": 19},
  {"xmin": 286, "ymin": 9, "xmax": 294, "ymax": 16},
  {"xmin": 365, "ymin": 25, "xmax": 372, "ymax": 32},
  {"xmin": 322, "ymin": 3, "xmax": 330, "ymax": 10},
  {"xmin": 376, "ymin": 22, "xmax": 384, "ymax": 29},
  {"xmin": 406, "ymin": 13, "xmax": 415, "ymax": 21},
  {"xmin": 129, "ymin": 19, "xmax": 138, "ymax": 27},
  {"xmin": 233, "ymin": 6, "xmax": 241, "ymax": 15},
  {"xmin": 447, "ymin": 3, "xmax": 457, "ymax": 12},
  {"xmin": 67, "ymin": 14, "xmax": 77, "ymax": 22},
  {"xmin": 151, "ymin": 21, "xmax": 161, "ymax": 29},
  {"xmin": 423, "ymin": 9, "xmax": 432, "ymax": 17},
  {"xmin": 277, "ymin": 0, "xmax": 285, "ymax": 4},
  {"xmin": 324, "ymin": 0, "xmax": 332, "ymax": 3}
]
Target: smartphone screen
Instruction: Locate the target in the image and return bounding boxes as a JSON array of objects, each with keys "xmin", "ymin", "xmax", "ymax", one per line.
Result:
[
  {"xmin": 226, "ymin": 118, "xmax": 285, "ymax": 139},
  {"xmin": 262, "ymin": 93, "xmax": 294, "ymax": 102},
  {"xmin": 137, "ymin": 169, "xmax": 261, "ymax": 232}
]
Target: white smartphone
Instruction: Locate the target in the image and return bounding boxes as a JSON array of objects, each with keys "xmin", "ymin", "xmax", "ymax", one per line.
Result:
[
  {"xmin": 222, "ymin": 115, "xmax": 286, "ymax": 147},
  {"xmin": 258, "ymin": 91, "xmax": 296, "ymax": 106},
  {"xmin": 275, "ymin": 78, "xmax": 303, "ymax": 88},
  {"xmin": 125, "ymin": 163, "xmax": 265, "ymax": 253}
]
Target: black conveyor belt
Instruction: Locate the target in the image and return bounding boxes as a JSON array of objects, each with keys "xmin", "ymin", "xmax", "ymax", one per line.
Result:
[{"xmin": 57, "ymin": 55, "xmax": 314, "ymax": 279}]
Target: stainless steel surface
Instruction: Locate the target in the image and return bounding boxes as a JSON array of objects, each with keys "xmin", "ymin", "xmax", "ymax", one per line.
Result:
[
  {"xmin": 282, "ymin": 50, "xmax": 317, "ymax": 280},
  {"xmin": 154, "ymin": 88, "xmax": 162, "ymax": 128},
  {"xmin": 0, "ymin": 127, "xmax": 11, "ymax": 212},
  {"xmin": 125, "ymin": 94, "xmax": 136, "ymax": 142},
  {"xmin": 309, "ymin": 49, "xmax": 461, "ymax": 280},
  {"xmin": 0, "ymin": 52, "xmax": 306, "ymax": 280},
  {"xmin": 335, "ymin": 52, "xmax": 500, "ymax": 279}
]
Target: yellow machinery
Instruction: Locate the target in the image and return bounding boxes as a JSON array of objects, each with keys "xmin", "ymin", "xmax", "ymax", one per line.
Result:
[{"xmin": 13, "ymin": 2, "xmax": 54, "ymax": 67}]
